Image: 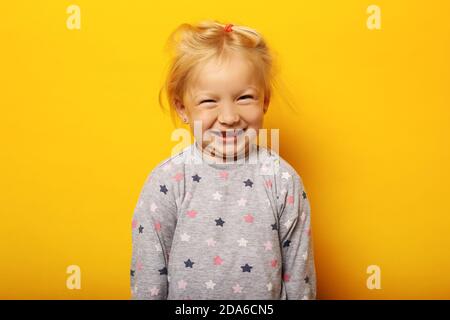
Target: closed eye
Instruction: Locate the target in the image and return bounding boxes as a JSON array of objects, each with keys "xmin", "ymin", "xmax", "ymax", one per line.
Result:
[
  {"xmin": 199, "ymin": 95, "xmax": 254, "ymax": 104},
  {"xmin": 200, "ymin": 99, "xmax": 216, "ymax": 104}
]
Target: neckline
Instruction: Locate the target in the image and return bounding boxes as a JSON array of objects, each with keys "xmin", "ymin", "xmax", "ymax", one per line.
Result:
[{"xmin": 191, "ymin": 139, "xmax": 260, "ymax": 170}]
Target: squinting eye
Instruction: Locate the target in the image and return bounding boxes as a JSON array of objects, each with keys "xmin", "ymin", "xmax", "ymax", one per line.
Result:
[
  {"xmin": 200, "ymin": 99, "xmax": 215, "ymax": 104},
  {"xmin": 239, "ymin": 95, "xmax": 254, "ymax": 100}
]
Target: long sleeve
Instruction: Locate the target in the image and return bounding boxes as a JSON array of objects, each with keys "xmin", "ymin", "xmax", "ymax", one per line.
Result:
[
  {"xmin": 130, "ymin": 166, "xmax": 178, "ymax": 299},
  {"xmin": 278, "ymin": 171, "xmax": 317, "ymax": 300}
]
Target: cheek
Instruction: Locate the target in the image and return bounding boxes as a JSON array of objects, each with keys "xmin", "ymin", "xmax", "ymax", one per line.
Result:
[
  {"xmin": 189, "ymin": 110, "xmax": 217, "ymax": 132},
  {"xmin": 240, "ymin": 106, "xmax": 265, "ymax": 128}
]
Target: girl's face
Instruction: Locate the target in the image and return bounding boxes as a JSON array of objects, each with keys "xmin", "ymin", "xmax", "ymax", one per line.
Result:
[{"xmin": 175, "ymin": 52, "xmax": 270, "ymax": 159}]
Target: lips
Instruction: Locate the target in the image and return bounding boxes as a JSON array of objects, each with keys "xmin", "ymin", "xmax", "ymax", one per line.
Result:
[{"xmin": 213, "ymin": 129, "xmax": 246, "ymax": 138}]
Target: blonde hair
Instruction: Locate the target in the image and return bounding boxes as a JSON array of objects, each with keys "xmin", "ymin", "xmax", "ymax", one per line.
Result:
[{"xmin": 158, "ymin": 20, "xmax": 279, "ymax": 125}]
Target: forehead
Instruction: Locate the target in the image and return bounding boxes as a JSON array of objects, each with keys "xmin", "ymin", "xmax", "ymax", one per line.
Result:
[{"xmin": 186, "ymin": 52, "xmax": 262, "ymax": 97}]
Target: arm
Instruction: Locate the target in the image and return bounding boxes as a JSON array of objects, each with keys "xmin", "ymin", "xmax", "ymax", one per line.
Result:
[
  {"xmin": 130, "ymin": 167, "xmax": 178, "ymax": 299},
  {"xmin": 278, "ymin": 172, "xmax": 317, "ymax": 299}
]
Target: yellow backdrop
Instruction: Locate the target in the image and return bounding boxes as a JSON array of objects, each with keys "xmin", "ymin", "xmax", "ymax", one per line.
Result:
[{"xmin": 1, "ymin": 0, "xmax": 449, "ymax": 299}]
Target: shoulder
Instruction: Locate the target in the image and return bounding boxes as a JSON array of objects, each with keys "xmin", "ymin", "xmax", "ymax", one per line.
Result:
[
  {"xmin": 138, "ymin": 145, "xmax": 194, "ymax": 200},
  {"xmin": 257, "ymin": 145, "xmax": 306, "ymax": 188},
  {"xmin": 146, "ymin": 144, "xmax": 193, "ymax": 180},
  {"xmin": 256, "ymin": 145, "xmax": 309, "ymax": 208}
]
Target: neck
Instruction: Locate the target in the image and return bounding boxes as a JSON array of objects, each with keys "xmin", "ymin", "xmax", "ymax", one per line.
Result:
[{"xmin": 194, "ymin": 140, "xmax": 254, "ymax": 165}]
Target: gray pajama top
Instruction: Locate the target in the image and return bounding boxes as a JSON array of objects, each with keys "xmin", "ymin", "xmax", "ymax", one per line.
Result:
[{"xmin": 130, "ymin": 142, "xmax": 317, "ymax": 300}]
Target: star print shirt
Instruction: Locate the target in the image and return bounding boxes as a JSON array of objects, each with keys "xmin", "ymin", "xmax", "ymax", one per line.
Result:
[{"xmin": 130, "ymin": 142, "xmax": 317, "ymax": 300}]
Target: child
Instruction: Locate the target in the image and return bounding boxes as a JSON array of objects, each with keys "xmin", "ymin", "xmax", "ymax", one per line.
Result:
[{"xmin": 130, "ymin": 21, "xmax": 317, "ymax": 300}]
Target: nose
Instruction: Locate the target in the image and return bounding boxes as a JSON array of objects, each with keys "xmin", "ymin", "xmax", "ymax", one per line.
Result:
[{"xmin": 217, "ymin": 103, "xmax": 240, "ymax": 126}]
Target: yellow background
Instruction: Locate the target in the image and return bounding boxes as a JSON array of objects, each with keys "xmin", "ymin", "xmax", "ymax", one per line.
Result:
[{"xmin": 1, "ymin": 0, "xmax": 449, "ymax": 299}]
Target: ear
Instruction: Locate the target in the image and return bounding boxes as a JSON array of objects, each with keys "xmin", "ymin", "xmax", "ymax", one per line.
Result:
[{"xmin": 174, "ymin": 97, "xmax": 188, "ymax": 122}]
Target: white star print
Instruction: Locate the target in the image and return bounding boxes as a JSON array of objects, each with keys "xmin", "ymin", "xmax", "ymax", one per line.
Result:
[
  {"xmin": 237, "ymin": 198, "xmax": 247, "ymax": 206},
  {"xmin": 273, "ymin": 159, "xmax": 280, "ymax": 174},
  {"xmin": 301, "ymin": 210, "xmax": 306, "ymax": 222},
  {"xmin": 212, "ymin": 191, "xmax": 223, "ymax": 201},
  {"xmin": 205, "ymin": 280, "xmax": 216, "ymax": 289},
  {"xmin": 180, "ymin": 232, "xmax": 191, "ymax": 242},
  {"xmin": 206, "ymin": 238, "xmax": 216, "ymax": 247},
  {"xmin": 282, "ymin": 171, "xmax": 291, "ymax": 180},
  {"xmin": 266, "ymin": 282, "xmax": 273, "ymax": 291},
  {"xmin": 302, "ymin": 252, "xmax": 308, "ymax": 261},
  {"xmin": 237, "ymin": 238, "xmax": 248, "ymax": 247},
  {"xmin": 264, "ymin": 241, "xmax": 273, "ymax": 251},
  {"xmin": 162, "ymin": 162, "xmax": 172, "ymax": 171},
  {"xmin": 150, "ymin": 202, "xmax": 158, "ymax": 213},
  {"xmin": 232, "ymin": 283, "xmax": 243, "ymax": 293},
  {"xmin": 284, "ymin": 218, "xmax": 293, "ymax": 229},
  {"xmin": 260, "ymin": 164, "xmax": 272, "ymax": 175},
  {"xmin": 302, "ymin": 289, "xmax": 312, "ymax": 300},
  {"xmin": 155, "ymin": 243, "xmax": 162, "ymax": 252},
  {"xmin": 150, "ymin": 286, "xmax": 159, "ymax": 296}
]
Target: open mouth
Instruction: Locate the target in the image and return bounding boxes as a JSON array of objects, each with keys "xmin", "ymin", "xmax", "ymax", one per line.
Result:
[{"xmin": 212, "ymin": 129, "xmax": 246, "ymax": 142}]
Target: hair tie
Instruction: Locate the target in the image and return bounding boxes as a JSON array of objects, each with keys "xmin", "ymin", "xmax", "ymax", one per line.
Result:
[{"xmin": 224, "ymin": 24, "xmax": 233, "ymax": 32}]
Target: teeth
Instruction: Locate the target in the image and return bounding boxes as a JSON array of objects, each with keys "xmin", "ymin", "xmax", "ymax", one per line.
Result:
[
  {"xmin": 210, "ymin": 129, "xmax": 246, "ymax": 139},
  {"xmin": 221, "ymin": 129, "xmax": 244, "ymax": 137}
]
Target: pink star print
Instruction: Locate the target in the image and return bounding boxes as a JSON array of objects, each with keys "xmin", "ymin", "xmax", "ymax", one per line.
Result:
[
  {"xmin": 154, "ymin": 221, "xmax": 161, "ymax": 231},
  {"xmin": 150, "ymin": 286, "xmax": 160, "ymax": 296},
  {"xmin": 178, "ymin": 279, "xmax": 187, "ymax": 289},
  {"xmin": 271, "ymin": 259, "xmax": 278, "ymax": 268},
  {"xmin": 244, "ymin": 214, "xmax": 254, "ymax": 223},
  {"xmin": 219, "ymin": 171, "xmax": 229, "ymax": 180},
  {"xmin": 264, "ymin": 241, "xmax": 273, "ymax": 251},
  {"xmin": 213, "ymin": 255, "xmax": 223, "ymax": 265},
  {"xmin": 136, "ymin": 260, "xmax": 143, "ymax": 271},
  {"xmin": 173, "ymin": 173, "xmax": 183, "ymax": 182},
  {"xmin": 132, "ymin": 219, "xmax": 137, "ymax": 229},
  {"xmin": 187, "ymin": 210, "xmax": 197, "ymax": 218},
  {"xmin": 265, "ymin": 180, "xmax": 272, "ymax": 188},
  {"xmin": 283, "ymin": 273, "xmax": 291, "ymax": 282},
  {"xmin": 232, "ymin": 283, "xmax": 243, "ymax": 293},
  {"xmin": 287, "ymin": 195, "xmax": 294, "ymax": 205}
]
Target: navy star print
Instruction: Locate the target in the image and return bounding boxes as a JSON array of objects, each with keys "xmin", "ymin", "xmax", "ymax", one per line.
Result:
[
  {"xmin": 160, "ymin": 185, "xmax": 168, "ymax": 194},
  {"xmin": 241, "ymin": 263, "xmax": 253, "ymax": 272},
  {"xmin": 184, "ymin": 259, "xmax": 195, "ymax": 268},
  {"xmin": 243, "ymin": 179, "xmax": 253, "ymax": 187},
  {"xmin": 215, "ymin": 217, "xmax": 225, "ymax": 227},
  {"xmin": 158, "ymin": 267, "xmax": 168, "ymax": 275}
]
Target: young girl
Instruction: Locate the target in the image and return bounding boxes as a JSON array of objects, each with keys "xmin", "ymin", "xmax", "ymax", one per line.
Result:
[{"xmin": 130, "ymin": 20, "xmax": 317, "ymax": 300}]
